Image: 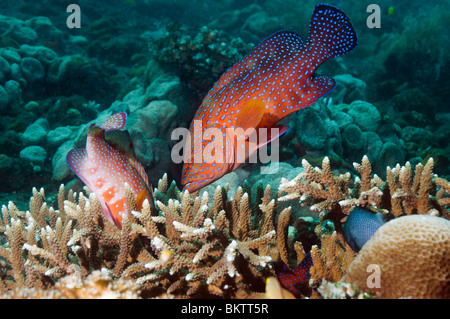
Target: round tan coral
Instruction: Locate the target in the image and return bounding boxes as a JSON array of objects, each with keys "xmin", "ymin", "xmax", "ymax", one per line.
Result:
[{"xmin": 342, "ymin": 215, "xmax": 450, "ymax": 298}]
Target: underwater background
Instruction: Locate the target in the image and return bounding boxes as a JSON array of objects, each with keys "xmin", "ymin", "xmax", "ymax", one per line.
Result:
[
  {"xmin": 0, "ymin": 0, "xmax": 449, "ymax": 299},
  {"xmin": 0, "ymin": 0, "xmax": 449, "ymax": 204}
]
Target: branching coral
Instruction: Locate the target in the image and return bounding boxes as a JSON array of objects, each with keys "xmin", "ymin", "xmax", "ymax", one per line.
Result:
[
  {"xmin": 0, "ymin": 185, "xmax": 130, "ymax": 292},
  {"xmin": 0, "ymin": 174, "xmax": 292, "ymax": 299},
  {"xmin": 279, "ymin": 155, "xmax": 449, "ymax": 219},
  {"xmin": 132, "ymin": 174, "xmax": 284, "ymax": 298},
  {"xmin": 278, "ymin": 156, "xmax": 379, "ymax": 216},
  {"xmin": 278, "ymin": 155, "xmax": 450, "ymax": 297},
  {"xmin": 309, "ymin": 231, "xmax": 355, "ymax": 287},
  {"xmin": 2, "ymin": 157, "xmax": 448, "ymax": 299}
]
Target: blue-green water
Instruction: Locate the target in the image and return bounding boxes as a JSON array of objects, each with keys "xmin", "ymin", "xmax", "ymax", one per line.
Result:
[{"xmin": 0, "ymin": 0, "xmax": 449, "ymax": 205}]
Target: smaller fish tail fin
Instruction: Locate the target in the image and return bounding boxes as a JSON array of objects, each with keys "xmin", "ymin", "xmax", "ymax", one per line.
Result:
[
  {"xmin": 136, "ymin": 189, "xmax": 147, "ymax": 211},
  {"xmin": 105, "ymin": 202, "xmax": 122, "ymax": 229},
  {"xmin": 306, "ymin": 3, "xmax": 358, "ymax": 62},
  {"xmin": 136, "ymin": 185, "xmax": 156, "ymax": 214}
]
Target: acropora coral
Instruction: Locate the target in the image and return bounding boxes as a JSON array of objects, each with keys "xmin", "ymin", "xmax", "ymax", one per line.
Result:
[
  {"xmin": 0, "ymin": 156, "xmax": 449, "ymax": 299},
  {"xmin": 0, "ymin": 174, "xmax": 291, "ymax": 298}
]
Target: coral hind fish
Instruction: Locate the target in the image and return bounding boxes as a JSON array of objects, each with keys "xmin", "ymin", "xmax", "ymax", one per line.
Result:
[
  {"xmin": 273, "ymin": 253, "xmax": 313, "ymax": 297},
  {"xmin": 182, "ymin": 3, "xmax": 358, "ymax": 192},
  {"xmin": 66, "ymin": 112, "xmax": 155, "ymax": 229}
]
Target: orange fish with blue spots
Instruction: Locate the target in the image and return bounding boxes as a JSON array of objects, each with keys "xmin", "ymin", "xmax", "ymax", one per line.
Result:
[
  {"xmin": 181, "ymin": 3, "xmax": 358, "ymax": 192},
  {"xmin": 273, "ymin": 253, "xmax": 313, "ymax": 298},
  {"xmin": 67, "ymin": 112, "xmax": 155, "ymax": 229}
]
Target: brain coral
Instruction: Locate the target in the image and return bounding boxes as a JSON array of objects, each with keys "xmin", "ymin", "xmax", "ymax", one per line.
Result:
[{"xmin": 342, "ymin": 215, "xmax": 450, "ymax": 299}]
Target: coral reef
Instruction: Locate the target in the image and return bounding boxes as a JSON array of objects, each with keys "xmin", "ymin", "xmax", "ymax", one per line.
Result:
[
  {"xmin": 0, "ymin": 14, "xmax": 122, "ymax": 193},
  {"xmin": 0, "ymin": 174, "xmax": 293, "ymax": 299},
  {"xmin": 279, "ymin": 155, "xmax": 449, "ymax": 219},
  {"xmin": 288, "ymin": 98, "xmax": 407, "ymax": 178},
  {"xmin": 309, "ymin": 231, "xmax": 355, "ymax": 288},
  {"xmin": 147, "ymin": 24, "xmax": 254, "ymax": 95},
  {"xmin": 279, "ymin": 155, "xmax": 450, "ymax": 298},
  {"xmin": 0, "ymin": 0, "xmax": 449, "ymax": 301}
]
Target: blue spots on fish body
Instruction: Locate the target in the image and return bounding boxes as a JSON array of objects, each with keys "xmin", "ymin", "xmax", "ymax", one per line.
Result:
[
  {"xmin": 273, "ymin": 253, "xmax": 313, "ymax": 297},
  {"xmin": 182, "ymin": 3, "xmax": 358, "ymax": 192}
]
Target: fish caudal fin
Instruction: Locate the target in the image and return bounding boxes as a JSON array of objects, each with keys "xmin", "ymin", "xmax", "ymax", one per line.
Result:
[{"xmin": 307, "ymin": 3, "xmax": 358, "ymax": 61}]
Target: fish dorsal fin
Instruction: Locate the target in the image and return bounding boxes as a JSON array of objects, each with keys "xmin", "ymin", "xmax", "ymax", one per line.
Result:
[
  {"xmin": 100, "ymin": 112, "xmax": 127, "ymax": 131},
  {"xmin": 104, "ymin": 129, "xmax": 135, "ymax": 159},
  {"xmin": 87, "ymin": 124, "xmax": 103, "ymax": 137},
  {"xmin": 212, "ymin": 31, "xmax": 304, "ymax": 90},
  {"xmin": 105, "ymin": 129, "xmax": 150, "ymax": 187},
  {"xmin": 85, "ymin": 125, "xmax": 106, "ymax": 158},
  {"xmin": 235, "ymin": 99, "xmax": 266, "ymax": 130}
]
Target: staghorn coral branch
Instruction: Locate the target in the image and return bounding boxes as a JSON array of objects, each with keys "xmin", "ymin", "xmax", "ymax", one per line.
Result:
[
  {"xmin": 279, "ymin": 156, "xmax": 449, "ymax": 219},
  {"xmin": 276, "ymin": 208, "xmax": 291, "ymax": 265},
  {"xmin": 173, "ymin": 218, "xmax": 215, "ymax": 238},
  {"xmin": 279, "ymin": 156, "xmax": 349, "ymax": 214},
  {"xmin": 0, "ymin": 172, "xmax": 300, "ymax": 298},
  {"xmin": 238, "ymin": 193, "xmax": 251, "ymax": 240},
  {"xmin": 114, "ymin": 215, "xmax": 132, "ymax": 275},
  {"xmin": 417, "ymin": 157, "xmax": 434, "ymax": 214}
]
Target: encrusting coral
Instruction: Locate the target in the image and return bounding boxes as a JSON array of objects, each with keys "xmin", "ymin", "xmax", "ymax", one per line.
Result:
[{"xmin": 0, "ymin": 174, "xmax": 292, "ymax": 299}]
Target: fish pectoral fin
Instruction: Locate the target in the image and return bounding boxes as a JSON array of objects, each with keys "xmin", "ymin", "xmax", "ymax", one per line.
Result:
[
  {"xmin": 135, "ymin": 188, "xmax": 147, "ymax": 211},
  {"xmin": 235, "ymin": 99, "xmax": 266, "ymax": 131},
  {"xmin": 104, "ymin": 202, "xmax": 121, "ymax": 229},
  {"xmin": 255, "ymin": 124, "xmax": 289, "ymax": 149}
]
